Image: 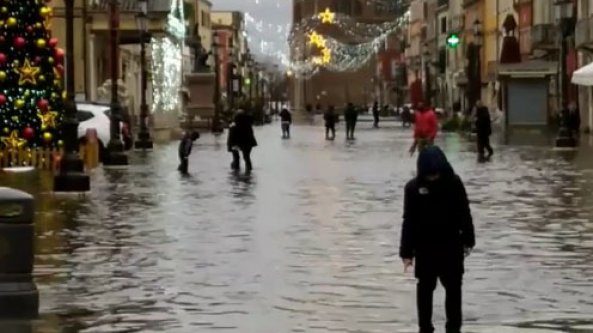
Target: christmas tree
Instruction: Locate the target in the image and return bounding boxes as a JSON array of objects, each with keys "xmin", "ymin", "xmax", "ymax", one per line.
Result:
[{"xmin": 0, "ymin": 0, "xmax": 65, "ymax": 151}]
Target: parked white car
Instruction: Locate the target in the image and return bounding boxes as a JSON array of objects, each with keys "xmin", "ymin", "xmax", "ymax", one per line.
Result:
[{"xmin": 76, "ymin": 102, "xmax": 132, "ymax": 159}]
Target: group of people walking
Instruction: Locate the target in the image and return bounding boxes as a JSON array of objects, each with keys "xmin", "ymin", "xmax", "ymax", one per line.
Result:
[{"xmin": 176, "ymin": 102, "xmax": 483, "ymax": 333}]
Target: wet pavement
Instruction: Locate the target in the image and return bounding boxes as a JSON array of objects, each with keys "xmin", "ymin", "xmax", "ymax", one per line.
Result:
[{"xmin": 2, "ymin": 121, "xmax": 593, "ymax": 332}]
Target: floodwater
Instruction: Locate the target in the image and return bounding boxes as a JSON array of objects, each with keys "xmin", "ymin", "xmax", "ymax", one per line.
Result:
[{"xmin": 2, "ymin": 122, "xmax": 593, "ymax": 333}]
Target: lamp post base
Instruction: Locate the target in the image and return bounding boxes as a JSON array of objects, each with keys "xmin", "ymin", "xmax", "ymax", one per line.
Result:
[
  {"xmin": 54, "ymin": 172, "xmax": 90, "ymax": 192},
  {"xmin": 134, "ymin": 131, "xmax": 153, "ymax": 150},
  {"xmin": 103, "ymin": 141, "xmax": 129, "ymax": 166},
  {"xmin": 53, "ymin": 153, "xmax": 90, "ymax": 192}
]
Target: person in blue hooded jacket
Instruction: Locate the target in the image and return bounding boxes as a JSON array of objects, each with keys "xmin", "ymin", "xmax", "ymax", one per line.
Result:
[{"xmin": 399, "ymin": 146, "xmax": 475, "ymax": 333}]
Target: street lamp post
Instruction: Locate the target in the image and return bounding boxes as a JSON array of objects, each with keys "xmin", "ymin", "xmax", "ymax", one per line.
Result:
[
  {"xmin": 473, "ymin": 19, "xmax": 483, "ymax": 105},
  {"xmin": 423, "ymin": 43, "xmax": 431, "ymax": 106},
  {"xmin": 212, "ymin": 31, "xmax": 222, "ymax": 133},
  {"xmin": 104, "ymin": 0, "xmax": 128, "ymax": 165},
  {"xmin": 134, "ymin": 0, "xmax": 153, "ymax": 150},
  {"xmin": 555, "ymin": 0, "xmax": 577, "ymax": 148},
  {"xmin": 54, "ymin": 0, "xmax": 90, "ymax": 192}
]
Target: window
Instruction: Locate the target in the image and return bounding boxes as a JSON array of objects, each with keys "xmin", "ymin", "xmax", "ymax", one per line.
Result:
[
  {"xmin": 332, "ymin": 0, "xmax": 352, "ymax": 15},
  {"xmin": 354, "ymin": 0, "xmax": 362, "ymax": 16},
  {"xmin": 438, "ymin": 48, "xmax": 446, "ymax": 74},
  {"xmin": 440, "ymin": 17, "xmax": 447, "ymax": 34},
  {"xmin": 201, "ymin": 11, "xmax": 208, "ymax": 27},
  {"xmin": 294, "ymin": 3, "xmax": 301, "ymax": 22},
  {"xmin": 76, "ymin": 111, "xmax": 94, "ymax": 122}
]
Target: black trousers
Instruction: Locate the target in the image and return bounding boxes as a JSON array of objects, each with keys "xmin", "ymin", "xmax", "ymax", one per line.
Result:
[
  {"xmin": 417, "ymin": 274, "xmax": 463, "ymax": 333},
  {"xmin": 325, "ymin": 125, "xmax": 335, "ymax": 139},
  {"xmin": 178, "ymin": 157, "xmax": 188, "ymax": 174},
  {"xmin": 373, "ymin": 114, "xmax": 379, "ymax": 128},
  {"xmin": 231, "ymin": 147, "xmax": 252, "ymax": 170},
  {"xmin": 477, "ymin": 134, "xmax": 493, "ymax": 159},
  {"xmin": 282, "ymin": 123, "xmax": 291, "ymax": 138},
  {"xmin": 346, "ymin": 121, "xmax": 356, "ymax": 139}
]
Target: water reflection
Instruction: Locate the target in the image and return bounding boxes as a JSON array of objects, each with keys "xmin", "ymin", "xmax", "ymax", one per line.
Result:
[{"xmin": 0, "ymin": 125, "xmax": 592, "ymax": 332}]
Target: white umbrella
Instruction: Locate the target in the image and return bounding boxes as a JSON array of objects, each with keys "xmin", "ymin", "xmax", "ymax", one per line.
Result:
[{"xmin": 571, "ymin": 61, "xmax": 593, "ymax": 86}]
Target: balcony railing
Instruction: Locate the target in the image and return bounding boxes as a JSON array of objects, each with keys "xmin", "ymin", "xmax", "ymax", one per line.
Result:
[
  {"xmin": 531, "ymin": 24, "xmax": 557, "ymax": 49},
  {"xmin": 89, "ymin": 0, "xmax": 171, "ymax": 13},
  {"xmin": 437, "ymin": 0, "xmax": 449, "ymax": 8},
  {"xmin": 575, "ymin": 17, "xmax": 593, "ymax": 49}
]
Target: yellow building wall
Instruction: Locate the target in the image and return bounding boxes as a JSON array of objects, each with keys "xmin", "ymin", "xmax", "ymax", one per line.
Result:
[{"xmin": 50, "ymin": 0, "xmax": 87, "ymax": 98}]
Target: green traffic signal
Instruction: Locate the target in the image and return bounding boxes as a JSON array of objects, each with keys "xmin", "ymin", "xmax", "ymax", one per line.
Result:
[{"xmin": 446, "ymin": 33, "xmax": 460, "ymax": 48}]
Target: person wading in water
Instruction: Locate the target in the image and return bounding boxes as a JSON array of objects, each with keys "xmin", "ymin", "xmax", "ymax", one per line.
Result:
[{"xmin": 400, "ymin": 146, "xmax": 475, "ymax": 333}]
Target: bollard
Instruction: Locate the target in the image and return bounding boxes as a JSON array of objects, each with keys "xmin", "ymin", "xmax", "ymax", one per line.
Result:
[
  {"xmin": 0, "ymin": 187, "xmax": 38, "ymax": 319},
  {"xmin": 85, "ymin": 129, "xmax": 99, "ymax": 169}
]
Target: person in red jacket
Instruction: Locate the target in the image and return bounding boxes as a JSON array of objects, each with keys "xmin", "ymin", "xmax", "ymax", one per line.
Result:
[{"xmin": 409, "ymin": 103, "xmax": 438, "ymax": 155}]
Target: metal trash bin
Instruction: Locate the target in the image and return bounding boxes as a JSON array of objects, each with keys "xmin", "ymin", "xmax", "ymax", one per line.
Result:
[{"xmin": 0, "ymin": 187, "xmax": 38, "ymax": 318}]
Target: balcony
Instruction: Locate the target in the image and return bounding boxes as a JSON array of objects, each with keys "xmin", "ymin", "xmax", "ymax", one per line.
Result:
[
  {"xmin": 576, "ymin": 17, "xmax": 593, "ymax": 50},
  {"xmin": 89, "ymin": 0, "xmax": 171, "ymax": 13},
  {"xmin": 531, "ymin": 24, "xmax": 557, "ymax": 50},
  {"xmin": 437, "ymin": 0, "xmax": 449, "ymax": 9}
]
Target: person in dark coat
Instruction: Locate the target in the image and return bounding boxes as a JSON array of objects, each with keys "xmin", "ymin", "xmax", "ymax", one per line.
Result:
[
  {"xmin": 279, "ymin": 108, "xmax": 292, "ymax": 139},
  {"xmin": 177, "ymin": 131, "xmax": 200, "ymax": 174},
  {"xmin": 227, "ymin": 109, "xmax": 258, "ymax": 171},
  {"xmin": 474, "ymin": 101, "xmax": 493, "ymax": 161},
  {"xmin": 324, "ymin": 105, "xmax": 337, "ymax": 140},
  {"xmin": 399, "ymin": 146, "xmax": 475, "ymax": 333},
  {"xmin": 344, "ymin": 102, "xmax": 358, "ymax": 140},
  {"xmin": 402, "ymin": 105, "xmax": 412, "ymax": 128},
  {"xmin": 372, "ymin": 101, "xmax": 380, "ymax": 128},
  {"xmin": 568, "ymin": 102, "xmax": 581, "ymax": 137}
]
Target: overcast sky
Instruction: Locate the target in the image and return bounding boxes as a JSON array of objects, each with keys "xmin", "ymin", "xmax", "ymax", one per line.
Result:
[{"xmin": 212, "ymin": 0, "xmax": 290, "ymax": 63}]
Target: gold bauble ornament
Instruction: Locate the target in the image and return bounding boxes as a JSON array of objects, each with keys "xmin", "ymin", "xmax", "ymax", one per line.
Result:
[
  {"xmin": 24, "ymin": 90, "xmax": 30, "ymax": 97},
  {"xmin": 38, "ymin": 75, "xmax": 46, "ymax": 82},
  {"xmin": 6, "ymin": 17, "xmax": 16, "ymax": 27},
  {"xmin": 14, "ymin": 99, "xmax": 25, "ymax": 109},
  {"xmin": 48, "ymin": 57, "xmax": 54, "ymax": 64},
  {"xmin": 3, "ymin": 128, "xmax": 9, "ymax": 134},
  {"xmin": 62, "ymin": 91, "xmax": 67, "ymax": 101},
  {"xmin": 0, "ymin": 71, "xmax": 6, "ymax": 81},
  {"xmin": 57, "ymin": 140, "xmax": 64, "ymax": 147},
  {"xmin": 41, "ymin": 124, "xmax": 47, "ymax": 131},
  {"xmin": 35, "ymin": 22, "xmax": 42, "ymax": 29},
  {"xmin": 0, "ymin": 7, "xmax": 7, "ymax": 14},
  {"xmin": 40, "ymin": 7, "xmax": 51, "ymax": 17},
  {"xmin": 42, "ymin": 132, "xmax": 52, "ymax": 142},
  {"xmin": 36, "ymin": 38, "xmax": 46, "ymax": 48}
]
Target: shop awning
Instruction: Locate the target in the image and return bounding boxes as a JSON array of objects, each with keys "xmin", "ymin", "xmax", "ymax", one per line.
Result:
[{"xmin": 572, "ymin": 62, "xmax": 593, "ymax": 86}]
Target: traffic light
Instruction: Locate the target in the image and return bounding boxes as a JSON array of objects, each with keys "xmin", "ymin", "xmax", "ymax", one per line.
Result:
[{"xmin": 446, "ymin": 33, "xmax": 460, "ymax": 48}]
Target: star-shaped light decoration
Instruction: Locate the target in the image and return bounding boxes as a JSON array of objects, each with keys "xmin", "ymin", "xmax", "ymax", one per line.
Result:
[
  {"xmin": 308, "ymin": 32, "xmax": 326, "ymax": 48},
  {"xmin": 318, "ymin": 8, "xmax": 335, "ymax": 24},
  {"xmin": 1, "ymin": 130, "xmax": 27, "ymax": 149},
  {"xmin": 15, "ymin": 59, "xmax": 41, "ymax": 85},
  {"xmin": 38, "ymin": 110, "xmax": 58, "ymax": 129},
  {"xmin": 321, "ymin": 48, "xmax": 332, "ymax": 64}
]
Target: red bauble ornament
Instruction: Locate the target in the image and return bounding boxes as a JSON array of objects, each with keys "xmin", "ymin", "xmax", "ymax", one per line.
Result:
[
  {"xmin": 14, "ymin": 37, "xmax": 26, "ymax": 48},
  {"xmin": 0, "ymin": 36, "xmax": 5, "ymax": 44},
  {"xmin": 0, "ymin": 53, "xmax": 6, "ymax": 64},
  {"xmin": 37, "ymin": 99, "xmax": 49, "ymax": 111},
  {"xmin": 56, "ymin": 64, "xmax": 64, "ymax": 75},
  {"xmin": 26, "ymin": 26, "xmax": 34, "ymax": 33},
  {"xmin": 54, "ymin": 48, "xmax": 64, "ymax": 62},
  {"xmin": 0, "ymin": 95, "xmax": 6, "ymax": 105},
  {"xmin": 48, "ymin": 37, "xmax": 58, "ymax": 48},
  {"xmin": 22, "ymin": 127, "xmax": 34, "ymax": 140}
]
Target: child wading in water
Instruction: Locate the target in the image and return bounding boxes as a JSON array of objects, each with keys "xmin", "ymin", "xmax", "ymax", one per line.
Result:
[{"xmin": 178, "ymin": 131, "xmax": 200, "ymax": 174}]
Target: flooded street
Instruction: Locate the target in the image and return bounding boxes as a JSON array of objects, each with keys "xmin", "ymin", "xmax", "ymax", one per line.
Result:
[{"xmin": 2, "ymin": 123, "xmax": 593, "ymax": 332}]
